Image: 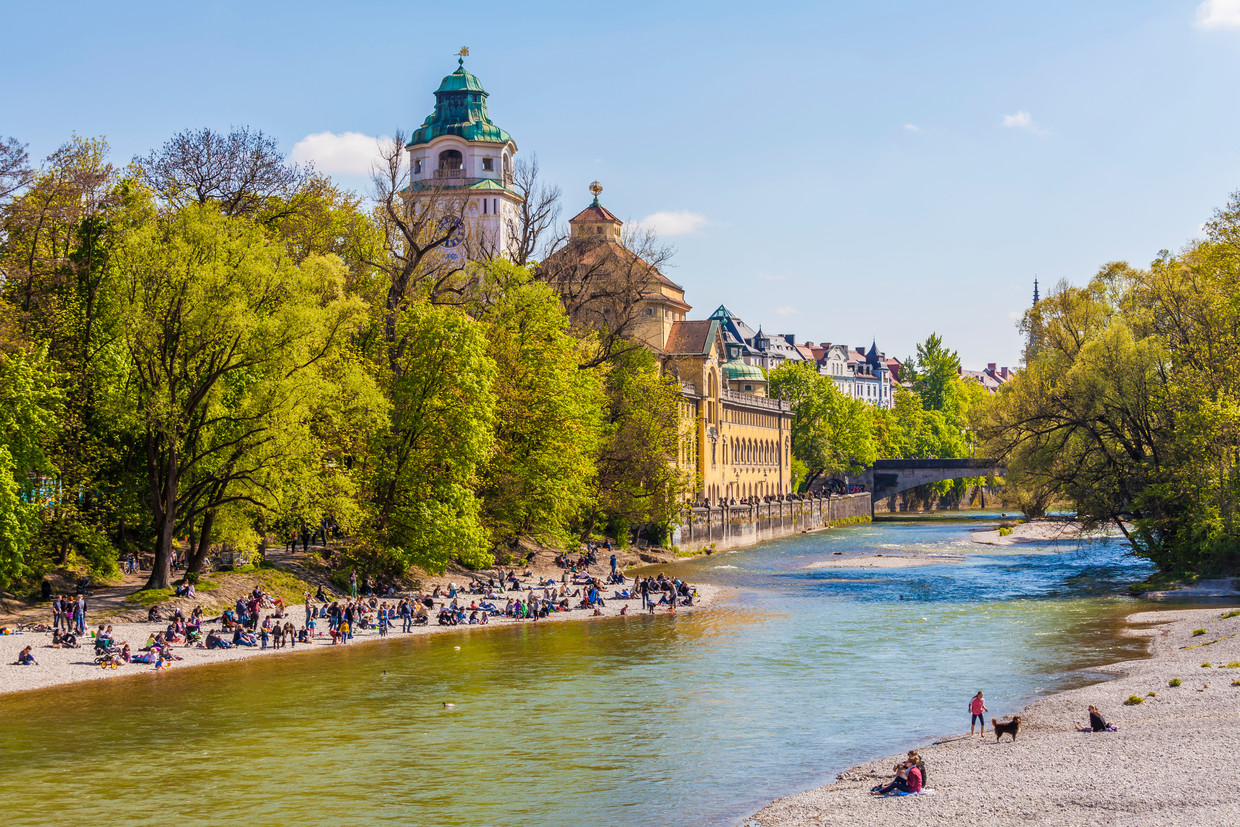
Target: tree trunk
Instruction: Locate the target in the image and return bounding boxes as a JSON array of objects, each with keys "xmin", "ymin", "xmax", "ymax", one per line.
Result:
[
  {"xmin": 145, "ymin": 508, "xmax": 176, "ymax": 590},
  {"xmin": 144, "ymin": 449, "xmax": 178, "ymax": 591},
  {"xmin": 187, "ymin": 510, "xmax": 215, "ymax": 574}
]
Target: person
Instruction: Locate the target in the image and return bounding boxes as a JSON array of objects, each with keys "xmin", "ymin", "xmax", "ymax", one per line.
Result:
[
  {"xmin": 15, "ymin": 645, "xmax": 37, "ymax": 665},
  {"xmin": 610, "ymin": 553, "xmax": 618, "ymax": 576},
  {"xmin": 969, "ymin": 690, "xmax": 989, "ymax": 736},
  {"xmin": 349, "ymin": 569, "xmax": 358, "ymax": 599},
  {"xmin": 870, "ymin": 761, "xmax": 911, "ymax": 796},
  {"xmin": 907, "ymin": 751, "xmax": 926, "ymax": 789},
  {"xmin": 51, "ymin": 594, "xmax": 64, "ymax": 631}
]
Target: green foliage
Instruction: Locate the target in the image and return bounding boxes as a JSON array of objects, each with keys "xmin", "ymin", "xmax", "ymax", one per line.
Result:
[
  {"xmin": 477, "ymin": 268, "xmax": 603, "ymax": 547},
  {"xmin": 1193, "ymin": 628, "xmax": 1207, "ymax": 636},
  {"xmin": 1223, "ymin": 610, "xmax": 1240, "ymax": 619},
  {"xmin": 367, "ymin": 301, "xmax": 496, "ymax": 573},
  {"xmin": 1124, "ymin": 695, "xmax": 1143, "ymax": 705},
  {"xmin": 913, "ymin": 333, "xmax": 963, "ymax": 416},
  {"xmin": 1168, "ymin": 678, "xmax": 1182, "ymax": 687},
  {"xmin": 769, "ymin": 362, "xmax": 875, "ymax": 490}
]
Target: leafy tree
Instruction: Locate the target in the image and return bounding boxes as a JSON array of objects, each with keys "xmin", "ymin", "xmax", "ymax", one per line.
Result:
[
  {"xmin": 109, "ymin": 196, "xmax": 368, "ymax": 589},
  {"xmin": 770, "ymin": 362, "xmax": 875, "ymax": 490},
  {"xmin": 365, "ymin": 301, "xmax": 496, "ymax": 573},
  {"xmin": 476, "ymin": 264, "xmax": 604, "ymax": 548},
  {"xmin": 913, "ymin": 333, "xmax": 962, "ymax": 415}
]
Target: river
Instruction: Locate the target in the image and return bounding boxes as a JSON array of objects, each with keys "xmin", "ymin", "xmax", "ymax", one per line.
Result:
[{"xmin": 0, "ymin": 515, "xmax": 1205, "ymax": 825}]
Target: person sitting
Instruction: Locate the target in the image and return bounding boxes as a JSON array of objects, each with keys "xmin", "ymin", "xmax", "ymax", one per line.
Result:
[
  {"xmin": 870, "ymin": 761, "xmax": 913, "ymax": 796},
  {"xmin": 1078, "ymin": 704, "xmax": 1117, "ymax": 732},
  {"xmin": 233, "ymin": 628, "xmax": 257, "ymax": 647},
  {"xmin": 15, "ymin": 645, "xmax": 37, "ymax": 665},
  {"xmin": 147, "ymin": 605, "xmax": 162, "ymax": 622},
  {"xmin": 205, "ymin": 630, "xmax": 231, "ymax": 650},
  {"xmin": 53, "ymin": 628, "xmax": 80, "ymax": 649}
]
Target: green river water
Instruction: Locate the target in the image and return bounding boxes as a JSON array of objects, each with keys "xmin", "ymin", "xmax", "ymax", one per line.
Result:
[{"xmin": 0, "ymin": 515, "xmax": 1213, "ymax": 825}]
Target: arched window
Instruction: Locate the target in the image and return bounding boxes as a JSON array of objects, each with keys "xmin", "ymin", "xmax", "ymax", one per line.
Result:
[{"xmin": 438, "ymin": 149, "xmax": 463, "ymax": 174}]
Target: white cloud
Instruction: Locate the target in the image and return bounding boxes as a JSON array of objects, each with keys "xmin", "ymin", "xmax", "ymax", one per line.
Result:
[
  {"xmin": 1196, "ymin": 0, "xmax": 1240, "ymax": 29},
  {"xmin": 903, "ymin": 123, "xmax": 921, "ymax": 132},
  {"xmin": 637, "ymin": 210, "xmax": 709, "ymax": 237},
  {"xmin": 1002, "ymin": 111, "xmax": 1048, "ymax": 135},
  {"xmin": 291, "ymin": 131, "xmax": 389, "ymax": 175},
  {"xmin": 775, "ymin": 306, "xmax": 797, "ymax": 317}
]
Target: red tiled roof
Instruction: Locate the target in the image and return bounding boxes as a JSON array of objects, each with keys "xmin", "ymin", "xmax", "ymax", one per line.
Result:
[{"xmin": 569, "ymin": 203, "xmax": 620, "ymax": 223}]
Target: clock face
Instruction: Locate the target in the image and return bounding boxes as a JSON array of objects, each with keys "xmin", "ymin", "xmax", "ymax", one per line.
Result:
[{"xmin": 437, "ymin": 216, "xmax": 465, "ymax": 248}]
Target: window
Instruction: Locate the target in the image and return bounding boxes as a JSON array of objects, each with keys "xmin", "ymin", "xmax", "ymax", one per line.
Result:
[
  {"xmin": 413, "ymin": 158, "xmax": 422, "ymax": 175},
  {"xmin": 482, "ymin": 157, "xmax": 494, "ymax": 171},
  {"xmin": 438, "ymin": 149, "xmax": 463, "ymax": 171}
]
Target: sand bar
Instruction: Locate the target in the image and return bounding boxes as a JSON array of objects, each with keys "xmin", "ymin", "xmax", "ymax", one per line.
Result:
[
  {"xmin": 806, "ymin": 554, "xmax": 965, "ymax": 569},
  {"xmin": 749, "ymin": 603, "xmax": 1240, "ymax": 827}
]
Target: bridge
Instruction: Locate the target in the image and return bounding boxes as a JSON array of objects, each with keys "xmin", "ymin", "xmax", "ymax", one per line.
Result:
[{"xmin": 862, "ymin": 458, "xmax": 1005, "ymax": 506}]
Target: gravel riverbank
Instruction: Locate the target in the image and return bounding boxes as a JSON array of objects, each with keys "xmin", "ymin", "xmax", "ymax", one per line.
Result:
[{"xmin": 749, "ymin": 605, "xmax": 1240, "ymax": 827}]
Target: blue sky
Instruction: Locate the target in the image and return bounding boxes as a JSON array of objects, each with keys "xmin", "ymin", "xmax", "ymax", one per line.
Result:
[{"xmin": 4, "ymin": 1, "xmax": 1240, "ymax": 368}]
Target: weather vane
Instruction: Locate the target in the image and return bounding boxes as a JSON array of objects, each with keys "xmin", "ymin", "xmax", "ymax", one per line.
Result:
[
  {"xmin": 457, "ymin": 46, "xmax": 469, "ymax": 67},
  {"xmin": 589, "ymin": 180, "xmax": 603, "ymax": 205}
]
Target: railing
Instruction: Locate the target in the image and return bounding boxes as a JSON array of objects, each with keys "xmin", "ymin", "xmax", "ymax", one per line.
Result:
[{"xmin": 722, "ymin": 389, "xmax": 790, "ymax": 412}]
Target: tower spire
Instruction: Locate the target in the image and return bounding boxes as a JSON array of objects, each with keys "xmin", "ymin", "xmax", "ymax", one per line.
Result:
[{"xmin": 1033, "ymin": 277, "xmax": 1040, "ymax": 307}]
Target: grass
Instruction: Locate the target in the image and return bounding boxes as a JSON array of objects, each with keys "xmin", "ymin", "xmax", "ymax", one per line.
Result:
[
  {"xmin": 1124, "ymin": 695, "xmax": 1144, "ymax": 705},
  {"xmin": 998, "ymin": 526, "xmax": 1013, "ymax": 537},
  {"xmin": 1147, "ymin": 691, "xmax": 1157, "ymax": 697},
  {"xmin": 127, "ymin": 588, "xmax": 170, "ymax": 607},
  {"xmin": 1128, "ymin": 570, "xmax": 1201, "ymax": 596},
  {"xmin": 1232, "ymin": 680, "xmax": 1240, "ymax": 687},
  {"xmin": 1193, "ymin": 628, "xmax": 1207, "ymax": 636},
  {"xmin": 1225, "ymin": 661, "xmax": 1240, "ymax": 669},
  {"xmin": 1169, "ymin": 678, "xmax": 1182, "ymax": 687},
  {"xmin": 1202, "ymin": 662, "xmax": 1212, "ymax": 668},
  {"xmin": 1223, "ymin": 610, "xmax": 1240, "ymax": 619}
]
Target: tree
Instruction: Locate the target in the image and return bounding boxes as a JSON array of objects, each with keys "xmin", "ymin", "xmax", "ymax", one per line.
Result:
[
  {"xmin": 0, "ymin": 137, "xmax": 32, "ymax": 204},
  {"xmin": 476, "ymin": 264, "xmax": 604, "ymax": 547},
  {"xmin": 0, "ymin": 349, "xmax": 62, "ymax": 585},
  {"xmin": 505, "ymin": 154, "xmax": 561, "ymax": 267},
  {"xmin": 110, "ymin": 197, "xmax": 368, "ymax": 589},
  {"xmin": 769, "ymin": 362, "xmax": 875, "ymax": 490},
  {"xmin": 364, "ymin": 301, "xmax": 496, "ymax": 573},
  {"xmin": 132, "ymin": 127, "xmax": 310, "ymax": 219},
  {"xmin": 913, "ymin": 333, "xmax": 962, "ymax": 415}
]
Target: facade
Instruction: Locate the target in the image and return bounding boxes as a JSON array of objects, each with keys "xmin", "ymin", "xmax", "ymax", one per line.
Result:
[
  {"xmin": 404, "ymin": 57, "xmax": 524, "ymax": 261},
  {"xmin": 807, "ymin": 341, "xmax": 896, "ymax": 408}
]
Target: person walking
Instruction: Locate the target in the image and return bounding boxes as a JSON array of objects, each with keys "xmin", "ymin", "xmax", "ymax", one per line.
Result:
[
  {"xmin": 610, "ymin": 553, "xmax": 618, "ymax": 576},
  {"xmin": 349, "ymin": 569, "xmax": 358, "ymax": 599},
  {"xmin": 304, "ymin": 593, "xmax": 314, "ymax": 628},
  {"xmin": 400, "ymin": 599, "xmax": 412, "ymax": 633},
  {"xmin": 969, "ymin": 690, "xmax": 989, "ymax": 736}
]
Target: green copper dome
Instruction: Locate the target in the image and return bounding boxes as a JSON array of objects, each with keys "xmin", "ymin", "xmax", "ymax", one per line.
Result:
[
  {"xmin": 407, "ymin": 59, "xmax": 514, "ymax": 148},
  {"xmin": 722, "ymin": 358, "xmax": 766, "ymax": 383}
]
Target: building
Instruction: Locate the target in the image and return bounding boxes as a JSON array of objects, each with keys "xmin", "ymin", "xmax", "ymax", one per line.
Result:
[
  {"xmin": 548, "ymin": 190, "xmax": 794, "ymax": 504},
  {"xmin": 806, "ymin": 341, "xmax": 896, "ymax": 408},
  {"xmin": 403, "ymin": 55, "xmax": 524, "ymax": 261}
]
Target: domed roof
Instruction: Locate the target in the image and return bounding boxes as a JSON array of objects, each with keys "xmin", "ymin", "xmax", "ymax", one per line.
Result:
[
  {"xmin": 407, "ymin": 58, "xmax": 514, "ymax": 148},
  {"xmin": 722, "ymin": 358, "xmax": 766, "ymax": 383}
]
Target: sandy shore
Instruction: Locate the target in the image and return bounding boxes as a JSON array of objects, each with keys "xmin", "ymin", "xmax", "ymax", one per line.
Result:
[
  {"xmin": 970, "ymin": 519, "xmax": 1120, "ymax": 547},
  {"xmin": 0, "ymin": 581, "xmax": 717, "ymax": 697},
  {"xmin": 749, "ymin": 604, "xmax": 1240, "ymax": 827}
]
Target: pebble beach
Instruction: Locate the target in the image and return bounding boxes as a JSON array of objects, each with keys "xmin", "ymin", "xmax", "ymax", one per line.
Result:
[{"xmin": 749, "ymin": 605, "xmax": 1240, "ymax": 827}]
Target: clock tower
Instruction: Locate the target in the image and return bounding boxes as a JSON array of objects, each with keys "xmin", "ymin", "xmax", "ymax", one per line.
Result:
[{"xmin": 405, "ymin": 51, "xmax": 524, "ymax": 262}]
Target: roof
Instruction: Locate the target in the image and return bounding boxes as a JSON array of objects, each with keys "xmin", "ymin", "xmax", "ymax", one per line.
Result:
[
  {"xmin": 665, "ymin": 320, "xmax": 719, "ymax": 355},
  {"xmin": 407, "ymin": 59, "xmax": 514, "ymax": 148},
  {"xmin": 569, "ymin": 200, "xmax": 620, "ymax": 223},
  {"xmin": 543, "ymin": 238, "xmax": 683, "ymax": 291},
  {"xmin": 722, "ymin": 358, "xmax": 766, "ymax": 382},
  {"xmin": 467, "ymin": 179, "xmax": 512, "ymax": 192}
]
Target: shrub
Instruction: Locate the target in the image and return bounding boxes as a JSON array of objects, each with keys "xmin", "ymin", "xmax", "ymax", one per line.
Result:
[
  {"xmin": 1221, "ymin": 610, "xmax": 1240, "ymax": 619},
  {"xmin": 1124, "ymin": 695, "xmax": 1143, "ymax": 705},
  {"xmin": 1202, "ymin": 662, "xmax": 1212, "ymax": 668},
  {"xmin": 998, "ymin": 526, "xmax": 1013, "ymax": 537},
  {"xmin": 1169, "ymin": 678, "xmax": 1182, "ymax": 687},
  {"xmin": 1232, "ymin": 680, "xmax": 1240, "ymax": 687},
  {"xmin": 1227, "ymin": 662, "xmax": 1240, "ymax": 669},
  {"xmin": 1192, "ymin": 628, "xmax": 1206, "ymax": 636},
  {"xmin": 1147, "ymin": 691, "xmax": 1157, "ymax": 697}
]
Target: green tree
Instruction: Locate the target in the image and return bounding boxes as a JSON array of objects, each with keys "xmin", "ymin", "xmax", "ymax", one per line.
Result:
[
  {"xmin": 366, "ymin": 301, "xmax": 496, "ymax": 573},
  {"xmin": 770, "ymin": 362, "xmax": 875, "ymax": 490},
  {"xmin": 476, "ymin": 266, "xmax": 604, "ymax": 548},
  {"xmin": 109, "ymin": 196, "xmax": 368, "ymax": 589},
  {"xmin": 913, "ymin": 333, "xmax": 962, "ymax": 415}
]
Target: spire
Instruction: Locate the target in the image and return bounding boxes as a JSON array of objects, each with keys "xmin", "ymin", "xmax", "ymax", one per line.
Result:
[{"xmin": 1033, "ymin": 278, "xmax": 1040, "ymax": 307}]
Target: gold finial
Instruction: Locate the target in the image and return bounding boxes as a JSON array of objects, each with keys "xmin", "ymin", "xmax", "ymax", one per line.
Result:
[
  {"xmin": 589, "ymin": 181, "xmax": 603, "ymax": 205},
  {"xmin": 457, "ymin": 46, "xmax": 470, "ymax": 57}
]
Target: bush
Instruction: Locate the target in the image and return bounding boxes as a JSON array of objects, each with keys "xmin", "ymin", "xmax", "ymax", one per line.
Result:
[
  {"xmin": 1192, "ymin": 628, "xmax": 1206, "ymax": 636},
  {"xmin": 1201, "ymin": 662, "xmax": 1212, "ymax": 668},
  {"xmin": 1226, "ymin": 662, "xmax": 1240, "ymax": 669},
  {"xmin": 1147, "ymin": 691, "xmax": 1157, "ymax": 697},
  {"xmin": 1232, "ymin": 680, "xmax": 1240, "ymax": 687},
  {"xmin": 1169, "ymin": 678, "xmax": 1182, "ymax": 687},
  {"xmin": 998, "ymin": 525, "xmax": 1013, "ymax": 537},
  {"xmin": 1222, "ymin": 610, "xmax": 1240, "ymax": 619},
  {"xmin": 1124, "ymin": 695, "xmax": 1143, "ymax": 705}
]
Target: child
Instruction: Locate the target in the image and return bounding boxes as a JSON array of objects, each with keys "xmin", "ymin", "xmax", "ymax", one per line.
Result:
[
  {"xmin": 260, "ymin": 625, "xmax": 270, "ymax": 650},
  {"xmin": 969, "ymin": 690, "xmax": 989, "ymax": 736}
]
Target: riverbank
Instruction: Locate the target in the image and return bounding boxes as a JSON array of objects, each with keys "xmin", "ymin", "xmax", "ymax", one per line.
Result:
[
  {"xmin": 0, "ymin": 578, "xmax": 718, "ymax": 697},
  {"xmin": 748, "ymin": 604, "xmax": 1240, "ymax": 826}
]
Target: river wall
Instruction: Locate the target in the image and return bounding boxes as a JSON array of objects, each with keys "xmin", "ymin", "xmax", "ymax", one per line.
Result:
[{"xmin": 673, "ymin": 493, "xmax": 871, "ymax": 553}]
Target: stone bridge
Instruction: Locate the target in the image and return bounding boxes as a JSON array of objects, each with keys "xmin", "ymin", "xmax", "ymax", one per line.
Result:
[{"xmin": 862, "ymin": 458, "xmax": 1005, "ymax": 505}]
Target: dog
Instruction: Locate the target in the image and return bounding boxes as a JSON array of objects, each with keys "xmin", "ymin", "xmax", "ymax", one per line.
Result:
[{"xmin": 993, "ymin": 716, "xmax": 1021, "ymax": 742}]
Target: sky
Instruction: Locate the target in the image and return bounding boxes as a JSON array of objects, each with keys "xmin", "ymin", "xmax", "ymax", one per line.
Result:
[{"xmin": 3, "ymin": 0, "xmax": 1240, "ymax": 369}]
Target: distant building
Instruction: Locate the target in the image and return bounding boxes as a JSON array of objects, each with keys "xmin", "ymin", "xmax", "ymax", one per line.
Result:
[
  {"xmin": 960, "ymin": 363, "xmax": 1012, "ymax": 393},
  {"xmin": 804, "ymin": 341, "xmax": 895, "ymax": 408}
]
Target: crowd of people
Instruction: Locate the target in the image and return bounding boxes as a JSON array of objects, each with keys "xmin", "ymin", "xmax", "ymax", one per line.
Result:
[{"xmin": 15, "ymin": 558, "xmax": 700, "ymax": 671}]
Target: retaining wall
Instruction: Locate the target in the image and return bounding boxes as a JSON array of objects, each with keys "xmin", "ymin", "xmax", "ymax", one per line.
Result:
[{"xmin": 673, "ymin": 492, "xmax": 871, "ymax": 554}]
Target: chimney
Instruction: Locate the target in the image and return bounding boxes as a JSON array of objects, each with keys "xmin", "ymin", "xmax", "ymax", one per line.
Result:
[
  {"xmin": 987, "ymin": 362, "xmax": 997, "ymax": 374},
  {"xmin": 1000, "ymin": 366, "xmax": 1009, "ymax": 379},
  {"xmin": 783, "ymin": 334, "xmax": 796, "ymax": 346}
]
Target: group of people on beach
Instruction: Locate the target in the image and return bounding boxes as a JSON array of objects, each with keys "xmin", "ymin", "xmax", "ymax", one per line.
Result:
[{"xmin": 15, "ymin": 557, "xmax": 699, "ymax": 670}]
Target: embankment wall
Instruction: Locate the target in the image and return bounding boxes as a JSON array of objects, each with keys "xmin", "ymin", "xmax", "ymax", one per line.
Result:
[
  {"xmin": 673, "ymin": 493, "xmax": 870, "ymax": 554},
  {"xmin": 871, "ymin": 484, "xmax": 1000, "ymax": 514}
]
